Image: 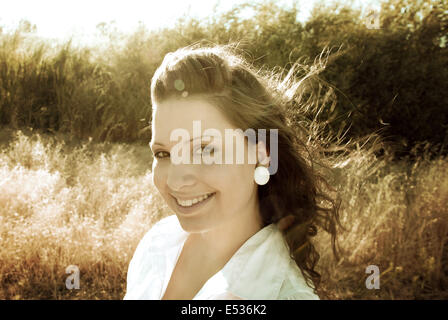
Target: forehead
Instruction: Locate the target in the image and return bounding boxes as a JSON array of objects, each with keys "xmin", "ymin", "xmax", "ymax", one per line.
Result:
[{"xmin": 152, "ymin": 97, "xmax": 235, "ymax": 141}]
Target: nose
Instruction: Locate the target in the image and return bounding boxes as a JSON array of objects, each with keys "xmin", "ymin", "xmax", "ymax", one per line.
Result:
[{"xmin": 166, "ymin": 163, "xmax": 197, "ymax": 193}]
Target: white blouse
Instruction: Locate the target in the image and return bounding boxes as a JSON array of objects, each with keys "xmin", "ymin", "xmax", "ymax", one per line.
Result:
[{"xmin": 123, "ymin": 215, "xmax": 319, "ymax": 300}]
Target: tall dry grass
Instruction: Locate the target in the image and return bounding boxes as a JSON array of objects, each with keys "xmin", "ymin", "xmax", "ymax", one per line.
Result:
[
  {"xmin": 0, "ymin": 28, "xmax": 153, "ymax": 143},
  {"xmin": 315, "ymin": 144, "xmax": 448, "ymax": 299},
  {"xmin": 0, "ymin": 128, "xmax": 447, "ymax": 299},
  {"xmin": 0, "ymin": 128, "xmax": 167, "ymax": 299}
]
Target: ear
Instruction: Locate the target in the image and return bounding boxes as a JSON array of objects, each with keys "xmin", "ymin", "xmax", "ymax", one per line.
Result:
[{"xmin": 257, "ymin": 140, "xmax": 270, "ymax": 166}]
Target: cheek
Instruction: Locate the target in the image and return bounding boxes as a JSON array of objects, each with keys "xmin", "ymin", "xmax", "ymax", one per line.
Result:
[
  {"xmin": 239, "ymin": 166, "xmax": 256, "ymax": 195},
  {"xmin": 151, "ymin": 163, "xmax": 166, "ymax": 192},
  {"xmin": 212, "ymin": 164, "xmax": 255, "ymax": 197}
]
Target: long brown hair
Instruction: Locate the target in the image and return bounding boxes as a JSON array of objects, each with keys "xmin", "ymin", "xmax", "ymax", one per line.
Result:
[{"xmin": 150, "ymin": 43, "xmax": 345, "ymax": 292}]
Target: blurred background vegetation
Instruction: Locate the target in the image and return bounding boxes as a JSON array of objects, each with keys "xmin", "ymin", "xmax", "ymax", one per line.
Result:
[
  {"xmin": 0, "ymin": 0, "xmax": 446, "ymax": 158},
  {"xmin": 0, "ymin": 0, "xmax": 447, "ymax": 300}
]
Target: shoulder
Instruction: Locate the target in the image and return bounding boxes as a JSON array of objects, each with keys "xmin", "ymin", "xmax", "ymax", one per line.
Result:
[
  {"xmin": 127, "ymin": 215, "xmax": 176, "ymax": 268},
  {"xmin": 128, "ymin": 215, "xmax": 180, "ymax": 269},
  {"xmin": 125, "ymin": 215, "xmax": 181, "ymax": 297},
  {"xmin": 148, "ymin": 214, "xmax": 179, "ymax": 236},
  {"xmin": 144, "ymin": 215, "xmax": 179, "ymax": 238},
  {"xmin": 277, "ymin": 260, "xmax": 320, "ymax": 300},
  {"xmin": 268, "ymin": 225, "xmax": 319, "ymax": 300},
  {"xmin": 222, "ymin": 223, "xmax": 319, "ymax": 300},
  {"xmin": 135, "ymin": 214, "xmax": 181, "ymax": 252},
  {"xmin": 269, "ymin": 226, "xmax": 320, "ymax": 300}
]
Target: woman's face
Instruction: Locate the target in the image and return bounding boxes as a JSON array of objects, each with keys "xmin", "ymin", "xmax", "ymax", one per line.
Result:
[{"xmin": 150, "ymin": 96, "xmax": 261, "ymax": 234}]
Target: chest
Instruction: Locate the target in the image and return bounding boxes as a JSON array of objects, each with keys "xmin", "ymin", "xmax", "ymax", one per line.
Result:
[
  {"xmin": 161, "ymin": 263, "xmax": 207, "ymax": 299},
  {"xmin": 161, "ymin": 241, "xmax": 221, "ymax": 300}
]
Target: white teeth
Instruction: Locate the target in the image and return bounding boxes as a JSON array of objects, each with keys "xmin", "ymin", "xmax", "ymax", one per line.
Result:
[{"xmin": 175, "ymin": 193, "xmax": 214, "ymax": 207}]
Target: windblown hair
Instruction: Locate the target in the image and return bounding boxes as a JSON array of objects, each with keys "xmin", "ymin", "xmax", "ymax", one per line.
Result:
[{"xmin": 150, "ymin": 42, "xmax": 346, "ymax": 293}]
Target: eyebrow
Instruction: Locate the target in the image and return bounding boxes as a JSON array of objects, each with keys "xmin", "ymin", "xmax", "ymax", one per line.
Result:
[{"xmin": 150, "ymin": 135, "xmax": 219, "ymax": 148}]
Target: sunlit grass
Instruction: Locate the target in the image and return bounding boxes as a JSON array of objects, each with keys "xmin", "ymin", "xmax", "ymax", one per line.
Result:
[
  {"xmin": 0, "ymin": 129, "xmax": 167, "ymax": 299},
  {"xmin": 1, "ymin": 129, "xmax": 447, "ymax": 299},
  {"xmin": 315, "ymin": 145, "xmax": 448, "ymax": 299}
]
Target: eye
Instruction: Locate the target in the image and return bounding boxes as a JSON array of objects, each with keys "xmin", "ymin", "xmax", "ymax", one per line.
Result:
[{"xmin": 154, "ymin": 151, "xmax": 170, "ymax": 159}]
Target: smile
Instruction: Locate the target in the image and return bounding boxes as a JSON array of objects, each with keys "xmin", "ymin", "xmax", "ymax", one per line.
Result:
[
  {"xmin": 173, "ymin": 192, "xmax": 215, "ymax": 207},
  {"xmin": 170, "ymin": 192, "xmax": 216, "ymax": 216}
]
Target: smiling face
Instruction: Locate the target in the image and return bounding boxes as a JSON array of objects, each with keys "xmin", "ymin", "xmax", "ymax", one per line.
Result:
[{"xmin": 150, "ymin": 96, "xmax": 263, "ymax": 234}]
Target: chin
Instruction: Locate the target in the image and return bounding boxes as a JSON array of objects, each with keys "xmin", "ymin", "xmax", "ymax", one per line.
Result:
[{"xmin": 175, "ymin": 214, "xmax": 216, "ymax": 234}]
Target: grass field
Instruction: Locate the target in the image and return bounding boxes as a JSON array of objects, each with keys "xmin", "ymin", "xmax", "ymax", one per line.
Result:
[{"xmin": 0, "ymin": 127, "xmax": 447, "ymax": 299}]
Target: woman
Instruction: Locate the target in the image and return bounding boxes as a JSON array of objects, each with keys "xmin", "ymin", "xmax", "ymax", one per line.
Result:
[{"xmin": 124, "ymin": 43, "xmax": 342, "ymax": 300}]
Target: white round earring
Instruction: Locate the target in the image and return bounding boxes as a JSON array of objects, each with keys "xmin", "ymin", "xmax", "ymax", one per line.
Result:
[{"xmin": 254, "ymin": 166, "xmax": 270, "ymax": 185}]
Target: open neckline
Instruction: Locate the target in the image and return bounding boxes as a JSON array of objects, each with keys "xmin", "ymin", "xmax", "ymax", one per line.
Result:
[
  {"xmin": 160, "ymin": 222, "xmax": 276, "ymax": 300},
  {"xmin": 160, "ymin": 233, "xmax": 189, "ymax": 299},
  {"xmin": 161, "ymin": 233, "xmax": 223, "ymax": 300}
]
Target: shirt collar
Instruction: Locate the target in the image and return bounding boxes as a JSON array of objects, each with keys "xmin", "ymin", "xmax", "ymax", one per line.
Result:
[
  {"xmin": 200, "ymin": 223, "xmax": 291, "ymax": 299},
  {"xmin": 162, "ymin": 216, "xmax": 291, "ymax": 300}
]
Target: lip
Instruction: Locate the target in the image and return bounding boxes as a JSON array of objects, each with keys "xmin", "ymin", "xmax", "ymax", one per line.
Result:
[{"xmin": 170, "ymin": 192, "xmax": 216, "ymax": 216}]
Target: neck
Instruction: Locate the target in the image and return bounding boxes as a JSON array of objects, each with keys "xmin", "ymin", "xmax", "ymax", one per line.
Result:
[{"xmin": 188, "ymin": 200, "xmax": 264, "ymax": 267}]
